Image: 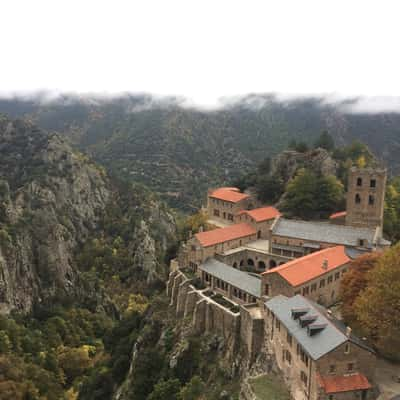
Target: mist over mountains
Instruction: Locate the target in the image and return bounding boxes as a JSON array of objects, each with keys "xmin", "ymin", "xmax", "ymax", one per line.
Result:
[{"xmin": 1, "ymin": 93, "xmax": 399, "ymax": 210}]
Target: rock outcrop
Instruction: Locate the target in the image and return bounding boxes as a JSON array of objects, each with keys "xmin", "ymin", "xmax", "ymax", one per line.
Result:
[
  {"xmin": 271, "ymin": 147, "xmax": 338, "ymax": 184},
  {"xmin": 0, "ymin": 115, "xmax": 176, "ymax": 313}
]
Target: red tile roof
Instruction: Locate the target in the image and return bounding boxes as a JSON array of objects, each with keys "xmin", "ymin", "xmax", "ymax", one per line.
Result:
[
  {"xmin": 262, "ymin": 246, "xmax": 350, "ymax": 286},
  {"xmin": 318, "ymin": 373, "xmax": 372, "ymax": 394},
  {"xmin": 242, "ymin": 207, "xmax": 281, "ymax": 222},
  {"xmin": 195, "ymin": 223, "xmax": 256, "ymax": 247},
  {"xmin": 209, "ymin": 187, "xmax": 250, "ymax": 203},
  {"xmin": 330, "ymin": 211, "xmax": 347, "ymax": 220}
]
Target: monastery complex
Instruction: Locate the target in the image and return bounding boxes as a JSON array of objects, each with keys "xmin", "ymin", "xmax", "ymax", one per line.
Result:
[{"xmin": 168, "ymin": 167, "xmax": 391, "ymax": 400}]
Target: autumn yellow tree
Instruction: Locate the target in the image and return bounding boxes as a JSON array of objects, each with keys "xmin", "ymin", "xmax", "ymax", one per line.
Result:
[
  {"xmin": 353, "ymin": 243, "xmax": 400, "ymax": 360},
  {"xmin": 340, "ymin": 252, "xmax": 381, "ymax": 325}
]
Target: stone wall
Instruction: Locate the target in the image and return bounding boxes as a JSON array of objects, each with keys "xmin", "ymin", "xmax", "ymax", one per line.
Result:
[{"xmin": 167, "ymin": 269, "xmax": 265, "ymax": 368}]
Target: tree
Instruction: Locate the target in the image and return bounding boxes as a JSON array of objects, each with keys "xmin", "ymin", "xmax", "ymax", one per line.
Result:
[
  {"xmin": 282, "ymin": 169, "xmax": 344, "ymax": 219},
  {"xmin": 314, "ymin": 131, "xmax": 335, "ymax": 151},
  {"xmin": 0, "ymin": 331, "xmax": 11, "ymax": 354},
  {"xmin": 384, "ymin": 178, "xmax": 400, "ymax": 244},
  {"xmin": 353, "ymin": 243, "xmax": 400, "ymax": 360},
  {"xmin": 255, "ymin": 175, "xmax": 284, "ymax": 204},
  {"xmin": 147, "ymin": 379, "xmax": 181, "ymax": 400},
  {"xmin": 179, "ymin": 376, "xmax": 205, "ymax": 400},
  {"xmin": 340, "ymin": 252, "xmax": 380, "ymax": 324}
]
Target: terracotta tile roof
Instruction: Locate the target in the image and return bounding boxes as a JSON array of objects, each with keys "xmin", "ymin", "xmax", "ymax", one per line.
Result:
[
  {"xmin": 209, "ymin": 187, "xmax": 250, "ymax": 203},
  {"xmin": 242, "ymin": 207, "xmax": 281, "ymax": 222},
  {"xmin": 262, "ymin": 246, "xmax": 350, "ymax": 286},
  {"xmin": 195, "ymin": 223, "xmax": 256, "ymax": 247},
  {"xmin": 330, "ymin": 211, "xmax": 347, "ymax": 219},
  {"xmin": 318, "ymin": 373, "xmax": 372, "ymax": 394}
]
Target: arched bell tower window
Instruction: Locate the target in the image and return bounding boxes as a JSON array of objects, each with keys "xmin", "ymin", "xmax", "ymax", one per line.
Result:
[
  {"xmin": 357, "ymin": 177, "xmax": 363, "ymax": 187},
  {"xmin": 369, "ymin": 195, "xmax": 375, "ymax": 205},
  {"xmin": 355, "ymin": 193, "xmax": 361, "ymax": 204}
]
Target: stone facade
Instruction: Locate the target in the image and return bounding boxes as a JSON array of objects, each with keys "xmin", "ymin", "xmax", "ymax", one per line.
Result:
[
  {"xmin": 345, "ymin": 167, "xmax": 387, "ymax": 230},
  {"xmin": 261, "ymin": 262, "xmax": 350, "ymax": 307}
]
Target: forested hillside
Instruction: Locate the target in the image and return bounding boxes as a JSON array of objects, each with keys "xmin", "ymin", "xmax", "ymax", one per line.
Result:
[
  {"xmin": 0, "ymin": 115, "xmax": 178, "ymax": 399},
  {"xmin": 1, "ymin": 94, "xmax": 400, "ymax": 210}
]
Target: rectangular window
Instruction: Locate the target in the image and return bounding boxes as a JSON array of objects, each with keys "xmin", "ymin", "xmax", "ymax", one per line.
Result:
[
  {"xmin": 320, "ymin": 279, "xmax": 325, "ymax": 288},
  {"xmin": 285, "ymin": 350, "xmax": 292, "ymax": 364},
  {"xmin": 347, "ymin": 363, "xmax": 354, "ymax": 372},
  {"xmin": 265, "ymin": 284, "xmax": 270, "ymax": 296},
  {"xmin": 302, "ymin": 286, "xmax": 309, "ymax": 295},
  {"xmin": 311, "ymin": 283, "xmax": 317, "ymax": 292},
  {"xmin": 300, "ymin": 371, "xmax": 308, "ymax": 385},
  {"xmin": 328, "ymin": 275, "xmax": 333, "ymax": 284},
  {"xmin": 213, "ymin": 209, "xmax": 220, "ymax": 217},
  {"xmin": 335, "ymin": 272, "xmax": 340, "ymax": 280},
  {"xmin": 370, "ymin": 179, "xmax": 376, "ymax": 188},
  {"xmin": 276, "ymin": 319, "xmax": 280, "ymax": 331},
  {"xmin": 329, "ymin": 365, "xmax": 336, "ymax": 373},
  {"xmin": 344, "ymin": 343, "xmax": 350, "ymax": 354},
  {"xmin": 287, "ymin": 332, "xmax": 292, "ymax": 346}
]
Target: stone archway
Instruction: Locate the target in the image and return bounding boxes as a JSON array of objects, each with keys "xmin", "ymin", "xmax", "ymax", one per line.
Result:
[
  {"xmin": 269, "ymin": 259, "xmax": 277, "ymax": 268},
  {"xmin": 247, "ymin": 258, "xmax": 255, "ymax": 267},
  {"xmin": 233, "ymin": 262, "xmax": 238, "ymax": 269},
  {"xmin": 239, "ymin": 260, "xmax": 245, "ymax": 267},
  {"xmin": 258, "ymin": 261, "xmax": 266, "ymax": 271}
]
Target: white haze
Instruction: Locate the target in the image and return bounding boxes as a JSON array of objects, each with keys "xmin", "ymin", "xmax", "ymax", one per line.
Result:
[{"xmin": 1, "ymin": 1, "xmax": 400, "ymax": 112}]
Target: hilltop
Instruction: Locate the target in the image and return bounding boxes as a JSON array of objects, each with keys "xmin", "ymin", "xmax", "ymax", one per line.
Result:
[{"xmin": 1, "ymin": 94, "xmax": 400, "ymax": 210}]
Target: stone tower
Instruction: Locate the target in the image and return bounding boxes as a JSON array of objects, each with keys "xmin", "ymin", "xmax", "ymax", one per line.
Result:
[{"xmin": 345, "ymin": 167, "xmax": 387, "ymax": 229}]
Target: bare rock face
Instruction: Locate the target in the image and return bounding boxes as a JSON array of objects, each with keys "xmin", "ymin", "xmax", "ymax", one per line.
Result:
[{"xmin": 271, "ymin": 148, "xmax": 338, "ymax": 184}]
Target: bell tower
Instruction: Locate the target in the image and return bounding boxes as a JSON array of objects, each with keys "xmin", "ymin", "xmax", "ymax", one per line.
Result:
[{"xmin": 345, "ymin": 167, "xmax": 387, "ymax": 229}]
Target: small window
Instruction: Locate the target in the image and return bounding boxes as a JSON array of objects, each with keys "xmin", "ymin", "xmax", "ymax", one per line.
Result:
[
  {"xmin": 358, "ymin": 239, "xmax": 365, "ymax": 247},
  {"xmin": 302, "ymin": 286, "xmax": 309, "ymax": 295},
  {"xmin": 344, "ymin": 343, "xmax": 350, "ymax": 354},
  {"xmin": 328, "ymin": 275, "xmax": 333, "ymax": 284},
  {"xmin": 329, "ymin": 395, "xmax": 334, "ymax": 400},
  {"xmin": 311, "ymin": 283, "xmax": 317, "ymax": 292},
  {"xmin": 355, "ymin": 193, "xmax": 361, "ymax": 204},
  {"xmin": 369, "ymin": 195, "xmax": 375, "ymax": 205},
  {"xmin": 335, "ymin": 272, "xmax": 340, "ymax": 280},
  {"xmin": 329, "ymin": 365, "xmax": 336, "ymax": 373},
  {"xmin": 300, "ymin": 371, "xmax": 308, "ymax": 385},
  {"xmin": 285, "ymin": 350, "xmax": 292, "ymax": 364},
  {"xmin": 357, "ymin": 177, "xmax": 363, "ymax": 186},
  {"xmin": 347, "ymin": 363, "xmax": 354, "ymax": 372},
  {"xmin": 370, "ymin": 179, "xmax": 376, "ymax": 188},
  {"xmin": 320, "ymin": 279, "xmax": 326, "ymax": 288},
  {"xmin": 287, "ymin": 332, "xmax": 292, "ymax": 346},
  {"xmin": 265, "ymin": 284, "xmax": 270, "ymax": 296}
]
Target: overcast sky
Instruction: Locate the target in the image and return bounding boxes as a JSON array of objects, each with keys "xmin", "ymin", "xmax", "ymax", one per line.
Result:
[{"xmin": 1, "ymin": 0, "xmax": 400, "ymax": 108}]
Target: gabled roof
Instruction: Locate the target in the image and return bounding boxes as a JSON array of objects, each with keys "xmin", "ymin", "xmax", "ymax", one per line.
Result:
[
  {"xmin": 195, "ymin": 223, "xmax": 256, "ymax": 247},
  {"xmin": 329, "ymin": 211, "xmax": 347, "ymax": 220},
  {"xmin": 209, "ymin": 187, "xmax": 250, "ymax": 203},
  {"xmin": 198, "ymin": 258, "xmax": 261, "ymax": 298},
  {"xmin": 272, "ymin": 218, "xmax": 378, "ymax": 248},
  {"xmin": 262, "ymin": 246, "xmax": 350, "ymax": 286},
  {"xmin": 318, "ymin": 373, "xmax": 372, "ymax": 394},
  {"xmin": 265, "ymin": 295, "xmax": 374, "ymax": 360},
  {"xmin": 240, "ymin": 206, "xmax": 281, "ymax": 222}
]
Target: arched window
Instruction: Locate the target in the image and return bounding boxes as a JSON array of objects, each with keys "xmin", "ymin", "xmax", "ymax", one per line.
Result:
[
  {"xmin": 269, "ymin": 259, "xmax": 277, "ymax": 268},
  {"xmin": 357, "ymin": 177, "xmax": 362, "ymax": 187},
  {"xmin": 233, "ymin": 262, "xmax": 238, "ymax": 269},
  {"xmin": 239, "ymin": 260, "xmax": 244, "ymax": 267},
  {"xmin": 355, "ymin": 193, "xmax": 361, "ymax": 204},
  {"xmin": 257, "ymin": 230, "xmax": 262, "ymax": 239},
  {"xmin": 369, "ymin": 195, "xmax": 375, "ymax": 205},
  {"xmin": 258, "ymin": 261, "xmax": 266, "ymax": 270},
  {"xmin": 247, "ymin": 258, "xmax": 255, "ymax": 267}
]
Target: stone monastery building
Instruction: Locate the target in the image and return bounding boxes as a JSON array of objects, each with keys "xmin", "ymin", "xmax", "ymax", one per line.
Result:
[{"xmin": 169, "ymin": 167, "xmax": 390, "ymax": 400}]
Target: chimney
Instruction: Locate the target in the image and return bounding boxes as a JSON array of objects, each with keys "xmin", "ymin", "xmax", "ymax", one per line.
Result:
[
  {"xmin": 322, "ymin": 259, "xmax": 328, "ymax": 270},
  {"xmin": 346, "ymin": 326, "xmax": 352, "ymax": 337},
  {"xmin": 199, "ymin": 226, "xmax": 204, "ymax": 233}
]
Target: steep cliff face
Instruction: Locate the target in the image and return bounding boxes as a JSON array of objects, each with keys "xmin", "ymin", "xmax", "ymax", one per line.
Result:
[{"xmin": 0, "ymin": 115, "xmax": 176, "ymax": 313}]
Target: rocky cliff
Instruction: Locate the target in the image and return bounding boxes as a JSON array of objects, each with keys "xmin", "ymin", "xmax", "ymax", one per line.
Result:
[{"xmin": 0, "ymin": 115, "xmax": 176, "ymax": 313}]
